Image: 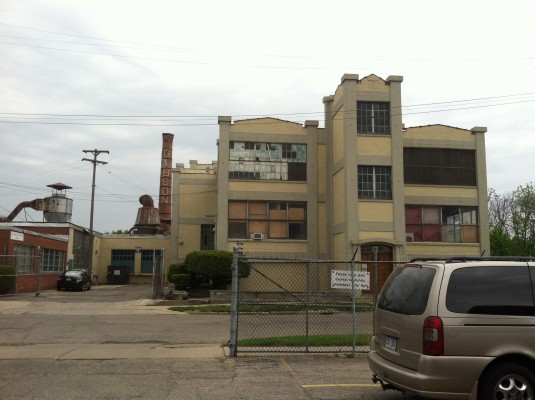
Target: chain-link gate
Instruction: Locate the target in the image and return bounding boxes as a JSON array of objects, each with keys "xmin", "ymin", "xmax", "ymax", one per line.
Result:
[{"xmin": 233, "ymin": 255, "xmax": 386, "ymax": 355}]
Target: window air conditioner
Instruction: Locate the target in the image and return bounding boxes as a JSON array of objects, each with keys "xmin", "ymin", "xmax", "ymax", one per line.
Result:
[{"xmin": 250, "ymin": 232, "xmax": 264, "ymax": 240}]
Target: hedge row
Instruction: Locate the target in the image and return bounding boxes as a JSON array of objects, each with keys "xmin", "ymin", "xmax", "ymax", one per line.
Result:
[{"xmin": 167, "ymin": 250, "xmax": 251, "ymax": 290}]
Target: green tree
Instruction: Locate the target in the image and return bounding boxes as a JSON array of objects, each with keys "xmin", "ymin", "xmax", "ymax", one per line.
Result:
[
  {"xmin": 488, "ymin": 183, "xmax": 535, "ymax": 256},
  {"xmin": 511, "ymin": 183, "xmax": 535, "ymax": 255},
  {"xmin": 110, "ymin": 229, "xmax": 130, "ymax": 234},
  {"xmin": 489, "ymin": 228, "xmax": 512, "ymax": 256}
]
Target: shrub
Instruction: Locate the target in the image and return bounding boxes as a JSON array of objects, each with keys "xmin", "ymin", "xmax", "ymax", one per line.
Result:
[
  {"xmin": 170, "ymin": 273, "xmax": 191, "ymax": 290},
  {"xmin": 167, "ymin": 262, "xmax": 186, "ymax": 283},
  {"xmin": 0, "ymin": 265, "xmax": 16, "ymax": 294},
  {"xmin": 184, "ymin": 250, "xmax": 251, "ymax": 289}
]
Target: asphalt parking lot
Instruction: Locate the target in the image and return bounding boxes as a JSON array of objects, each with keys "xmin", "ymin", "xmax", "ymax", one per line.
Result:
[{"xmin": 0, "ymin": 285, "xmax": 414, "ymax": 400}]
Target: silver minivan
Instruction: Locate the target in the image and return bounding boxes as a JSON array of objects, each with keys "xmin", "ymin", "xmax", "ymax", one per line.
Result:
[{"xmin": 367, "ymin": 256, "xmax": 535, "ymax": 400}]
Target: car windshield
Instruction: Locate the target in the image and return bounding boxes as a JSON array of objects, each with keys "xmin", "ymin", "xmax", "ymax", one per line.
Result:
[
  {"xmin": 377, "ymin": 265, "xmax": 436, "ymax": 315},
  {"xmin": 64, "ymin": 271, "xmax": 82, "ymax": 277}
]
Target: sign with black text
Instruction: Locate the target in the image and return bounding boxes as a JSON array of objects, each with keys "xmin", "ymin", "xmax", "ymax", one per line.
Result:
[{"xmin": 330, "ymin": 270, "xmax": 370, "ymax": 290}]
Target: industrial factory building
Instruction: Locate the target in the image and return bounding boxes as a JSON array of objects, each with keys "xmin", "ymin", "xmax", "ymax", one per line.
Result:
[
  {"xmin": 1, "ymin": 73, "xmax": 491, "ymax": 293},
  {"xmin": 170, "ymin": 73, "xmax": 490, "ymax": 270},
  {"xmin": 0, "ymin": 150, "xmax": 173, "ymax": 293}
]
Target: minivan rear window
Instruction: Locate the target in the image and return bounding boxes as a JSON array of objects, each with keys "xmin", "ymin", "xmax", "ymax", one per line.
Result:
[
  {"xmin": 378, "ymin": 266, "xmax": 436, "ymax": 315},
  {"xmin": 446, "ymin": 266, "xmax": 535, "ymax": 316}
]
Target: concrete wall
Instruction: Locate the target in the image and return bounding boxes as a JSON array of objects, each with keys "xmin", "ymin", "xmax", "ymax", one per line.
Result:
[{"xmin": 96, "ymin": 235, "xmax": 171, "ymax": 284}]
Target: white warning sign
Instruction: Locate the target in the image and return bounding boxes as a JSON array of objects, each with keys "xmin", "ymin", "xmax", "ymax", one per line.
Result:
[{"xmin": 330, "ymin": 270, "xmax": 370, "ymax": 290}]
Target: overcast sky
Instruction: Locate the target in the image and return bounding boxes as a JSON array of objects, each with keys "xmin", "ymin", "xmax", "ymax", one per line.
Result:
[{"xmin": 1, "ymin": 0, "xmax": 534, "ymax": 233}]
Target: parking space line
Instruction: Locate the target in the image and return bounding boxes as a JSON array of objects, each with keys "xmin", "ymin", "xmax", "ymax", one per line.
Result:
[{"xmin": 280, "ymin": 357, "xmax": 380, "ymax": 390}]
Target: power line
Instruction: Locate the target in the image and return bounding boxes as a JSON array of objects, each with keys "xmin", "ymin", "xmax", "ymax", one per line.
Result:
[
  {"xmin": 0, "ymin": 97, "xmax": 533, "ymax": 127},
  {"xmin": 0, "ymin": 91, "xmax": 533, "ymax": 122},
  {"xmin": 1, "ymin": 40, "xmax": 358, "ymax": 70},
  {"xmin": 0, "ymin": 21, "xmax": 369, "ymax": 61}
]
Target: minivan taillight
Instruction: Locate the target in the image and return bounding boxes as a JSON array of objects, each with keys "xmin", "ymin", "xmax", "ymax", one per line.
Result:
[{"xmin": 423, "ymin": 316, "xmax": 444, "ymax": 356}]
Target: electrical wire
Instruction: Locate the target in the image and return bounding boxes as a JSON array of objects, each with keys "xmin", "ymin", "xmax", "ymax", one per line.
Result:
[{"xmin": 0, "ymin": 92, "xmax": 533, "ymax": 126}]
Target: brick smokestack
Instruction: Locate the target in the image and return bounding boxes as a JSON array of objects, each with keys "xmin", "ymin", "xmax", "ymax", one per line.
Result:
[{"xmin": 159, "ymin": 133, "xmax": 174, "ymax": 233}]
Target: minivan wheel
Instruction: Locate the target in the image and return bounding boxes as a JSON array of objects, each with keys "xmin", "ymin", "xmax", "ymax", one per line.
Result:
[{"xmin": 479, "ymin": 362, "xmax": 535, "ymax": 400}]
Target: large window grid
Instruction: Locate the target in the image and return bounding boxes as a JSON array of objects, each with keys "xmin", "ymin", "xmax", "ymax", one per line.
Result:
[
  {"xmin": 72, "ymin": 230, "xmax": 90, "ymax": 269},
  {"xmin": 14, "ymin": 245, "xmax": 33, "ymax": 274},
  {"xmin": 357, "ymin": 102, "xmax": 390, "ymax": 134},
  {"xmin": 405, "ymin": 206, "xmax": 478, "ymax": 243},
  {"xmin": 40, "ymin": 248, "xmax": 65, "ymax": 272},
  {"xmin": 358, "ymin": 166, "xmax": 392, "ymax": 200},
  {"xmin": 404, "ymin": 148, "xmax": 476, "ymax": 186},
  {"xmin": 228, "ymin": 201, "xmax": 307, "ymax": 240},
  {"xmin": 229, "ymin": 141, "xmax": 307, "ymax": 181}
]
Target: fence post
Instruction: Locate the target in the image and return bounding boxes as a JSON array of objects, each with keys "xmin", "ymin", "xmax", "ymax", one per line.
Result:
[
  {"xmin": 372, "ymin": 246, "xmax": 379, "ymax": 307},
  {"xmin": 229, "ymin": 243, "xmax": 241, "ymax": 357},
  {"xmin": 350, "ymin": 247, "xmax": 358, "ymax": 355}
]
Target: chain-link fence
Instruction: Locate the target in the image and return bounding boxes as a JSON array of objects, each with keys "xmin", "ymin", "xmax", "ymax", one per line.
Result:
[
  {"xmin": 151, "ymin": 249, "xmax": 165, "ymax": 299},
  {"xmin": 0, "ymin": 254, "xmax": 61, "ymax": 295},
  {"xmin": 0, "ymin": 271, "xmax": 58, "ymax": 295},
  {"xmin": 235, "ymin": 257, "xmax": 397, "ymax": 355}
]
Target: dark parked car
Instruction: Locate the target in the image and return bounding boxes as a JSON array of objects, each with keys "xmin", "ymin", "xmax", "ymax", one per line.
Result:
[{"xmin": 57, "ymin": 270, "xmax": 92, "ymax": 291}]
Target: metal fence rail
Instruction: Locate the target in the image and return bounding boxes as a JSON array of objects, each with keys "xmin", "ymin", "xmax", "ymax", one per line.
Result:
[{"xmin": 235, "ymin": 258, "xmax": 379, "ymax": 355}]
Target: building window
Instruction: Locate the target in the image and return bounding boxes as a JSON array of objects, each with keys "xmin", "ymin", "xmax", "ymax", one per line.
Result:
[
  {"xmin": 357, "ymin": 102, "xmax": 390, "ymax": 134},
  {"xmin": 404, "ymin": 148, "xmax": 476, "ymax": 186},
  {"xmin": 72, "ymin": 230, "xmax": 90, "ymax": 269},
  {"xmin": 40, "ymin": 248, "xmax": 65, "ymax": 272},
  {"xmin": 405, "ymin": 206, "xmax": 478, "ymax": 243},
  {"xmin": 201, "ymin": 224, "xmax": 215, "ymax": 250},
  {"xmin": 358, "ymin": 166, "xmax": 392, "ymax": 200},
  {"xmin": 228, "ymin": 201, "xmax": 307, "ymax": 240},
  {"xmin": 229, "ymin": 141, "xmax": 307, "ymax": 181},
  {"xmin": 14, "ymin": 245, "xmax": 33, "ymax": 274}
]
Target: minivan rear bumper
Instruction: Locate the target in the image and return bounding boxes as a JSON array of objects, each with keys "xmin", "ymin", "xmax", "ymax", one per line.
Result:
[{"xmin": 367, "ymin": 349, "xmax": 489, "ymax": 400}]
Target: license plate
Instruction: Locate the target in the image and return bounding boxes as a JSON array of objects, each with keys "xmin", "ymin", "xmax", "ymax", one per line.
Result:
[
  {"xmin": 66, "ymin": 278, "xmax": 72, "ymax": 282},
  {"xmin": 385, "ymin": 335, "xmax": 397, "ymax": 351}
]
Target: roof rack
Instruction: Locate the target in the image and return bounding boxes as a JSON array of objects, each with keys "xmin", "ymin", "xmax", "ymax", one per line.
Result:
[
  {"xmin": 409, "ymin": 256, "xmax": 535, "ymax": 263},
  {"xmin": 408, "ymin": 257, "xmax": 449, "ymax": 263}
]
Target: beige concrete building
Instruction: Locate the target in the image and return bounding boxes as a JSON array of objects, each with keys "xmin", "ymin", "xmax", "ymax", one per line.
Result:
[
  {"xmin": 96, "ymin": 234, "xmax": 171, "ymax": 283},
  {"xmin": 170, "ymin": 73, "xmax": 490, "ymax": 276},
  {"xmin": 1, "ymin": 73, "xmax": 489, "ymax": 291}
]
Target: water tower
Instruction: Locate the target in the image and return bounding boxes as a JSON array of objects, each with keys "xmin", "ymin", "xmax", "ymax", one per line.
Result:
[
  {"xmin": 0, "ymin": 182, "xmax": 73, "ymax": 222},
  {"xmin": 43, "ymin": 183, "xmax": 73, "ymax": 223}
]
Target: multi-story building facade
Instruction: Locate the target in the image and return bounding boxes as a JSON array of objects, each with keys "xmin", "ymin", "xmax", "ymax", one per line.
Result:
[{"xmin": 170, "ymin": 73, "xmax": 490, "ymax": 269}]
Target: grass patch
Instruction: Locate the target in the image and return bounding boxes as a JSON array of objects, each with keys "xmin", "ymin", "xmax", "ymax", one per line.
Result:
[
  {"xmin": 169, "ymin": 305, "xmax": 230, "ymax": 313},
  {"xmin": 237, "ymin": 333, "xmax": 372, "ymax": 347},
  {"xmin": 169, "ymin": 303, "xmax": 372, "ymax": 314}
]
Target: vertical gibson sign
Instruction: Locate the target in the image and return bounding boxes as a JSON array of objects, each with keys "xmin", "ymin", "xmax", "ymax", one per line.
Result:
[{"xmin": 159, "ymin": 133, "xmax": 174, "ymax": 231}]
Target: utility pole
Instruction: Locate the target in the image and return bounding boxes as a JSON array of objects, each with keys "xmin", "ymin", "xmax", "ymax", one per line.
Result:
[{"xmin": 82, "ymin": 149, "xmax": 109, "ymax": 278}]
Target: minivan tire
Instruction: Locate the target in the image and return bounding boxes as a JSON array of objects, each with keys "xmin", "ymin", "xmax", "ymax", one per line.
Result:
[{"xmin": 478, "ymin": 362, "xmax": 535, "ymax": 400}]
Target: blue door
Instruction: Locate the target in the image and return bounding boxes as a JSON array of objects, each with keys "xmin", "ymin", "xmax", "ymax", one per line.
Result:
[
  {"xmin": 141, "ymin": 250, "xmax": 162, "ymax": 274},
  {"xmin": 111, "ymin": 250, "xmax": 135, "ymax": 274}
]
